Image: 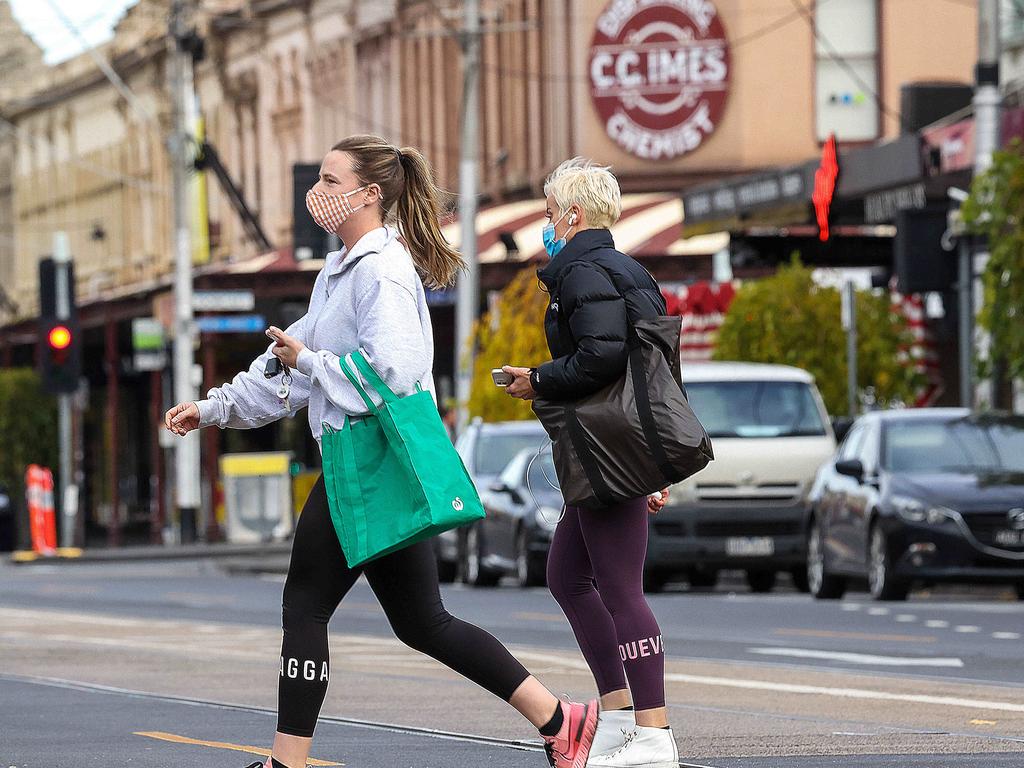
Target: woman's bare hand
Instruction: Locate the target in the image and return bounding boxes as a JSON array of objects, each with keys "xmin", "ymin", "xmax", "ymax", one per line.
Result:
[
  {"xmin": 647, "ymin": 488, "xmax": 669, "ymax": 514},
  {"xmin": 267, "ymin": 325, "xmax": 306, "ymax": 368},
  {"xmin": 164, "ymin": 402, "xmax": 200, "ymax": 436}
]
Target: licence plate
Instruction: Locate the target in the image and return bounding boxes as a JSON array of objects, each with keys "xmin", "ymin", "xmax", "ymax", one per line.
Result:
[
  {"xmin": 994, "ymin": 529, "xmax": 1024, "ymax": 547},
  {"xmin": 726, "ymin": 536, "xmax": 775, "ymax": 557}
]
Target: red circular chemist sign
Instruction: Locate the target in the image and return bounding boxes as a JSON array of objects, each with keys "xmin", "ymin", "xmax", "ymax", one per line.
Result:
[{"xmin": 589, "ymin": 0, "xmax": 731, "ymax": 161}]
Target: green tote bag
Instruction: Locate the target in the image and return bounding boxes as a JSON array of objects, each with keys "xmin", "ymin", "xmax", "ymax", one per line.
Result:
[{"xmin": 320, "ymin": 350, "xmax": 484, "ymax": 567}]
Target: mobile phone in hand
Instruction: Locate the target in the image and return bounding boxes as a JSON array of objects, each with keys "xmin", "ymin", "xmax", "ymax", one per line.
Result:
[{"xmin": 491, "ymin": 368, "xmax": 515, "ymax": 387}]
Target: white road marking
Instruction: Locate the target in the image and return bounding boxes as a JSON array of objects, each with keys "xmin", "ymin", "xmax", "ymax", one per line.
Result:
[
  {"xmin": 513, "ymin": 651, "xmax": 1024, "ymax": 714},
  {"xmin": 954, "ymin": 625, "xmax": 981, "ymax": 633},
  {"xmin": 866, "ymin": 607, "xmax": 890, "ymax": 616},
  {"xmin": 993, "ymin": 632, "xmax": 1022, "ymax": 640},
  {"xmin": 925, "ymin": 620, "xmax": 950, "ymax": 628},
  {"xmin": 895, "ymin": 614, "xmax": 917, "ymax": 623},
  {"xmin": 840, "ymin": 604, "xmax": 862, "ymax": 611},
  {"xmin": 747, "ymin": 647, "xmax": 964, "ymax": 668}
]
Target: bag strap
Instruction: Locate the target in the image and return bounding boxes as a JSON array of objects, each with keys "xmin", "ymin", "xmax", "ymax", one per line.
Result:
[
  {"xmin": 349, "ymin": 349, "xmax": 401, "ymax": 405},
  {"xmin": 339, "ymin": 354, "xmax": 379, "ymax": 414}
]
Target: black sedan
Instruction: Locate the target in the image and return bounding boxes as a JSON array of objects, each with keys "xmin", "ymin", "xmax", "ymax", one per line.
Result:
[
  {"xmin": 806, "ymin": 409, "xmax": 1024, "ymax": 601},
  {"xmin": 461, "ymin": 448, "xmax": 562, "ymax": 588}
]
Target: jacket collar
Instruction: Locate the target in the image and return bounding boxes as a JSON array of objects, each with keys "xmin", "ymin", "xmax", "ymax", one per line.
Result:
[
  {"xmin": 537, "ymin": 228, "xmax": 615, "ymax": 287},
  {"xmin": 326, "ymin": 226, "xmax": 396, "ymax": 276}
]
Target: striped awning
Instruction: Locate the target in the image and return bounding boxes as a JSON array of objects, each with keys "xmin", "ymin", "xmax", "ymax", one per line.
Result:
[{"xmin": 441, "ymin": 192, "xmax": 704, "ymax": 263}]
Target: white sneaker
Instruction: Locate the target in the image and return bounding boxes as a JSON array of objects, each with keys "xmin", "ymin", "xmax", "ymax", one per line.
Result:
[
  {"xmin": 589, "ymin": 709, "xmax": 636, "ymax": 757},
  {"xmin": 586, "ymin": 725, "xmax": 679, "ymax": 768}
]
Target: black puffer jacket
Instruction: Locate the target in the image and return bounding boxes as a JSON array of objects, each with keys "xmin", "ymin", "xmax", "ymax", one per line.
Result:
[{"xmin": 531, "ymin": 228, "xmax": 666, "ymax": 400}]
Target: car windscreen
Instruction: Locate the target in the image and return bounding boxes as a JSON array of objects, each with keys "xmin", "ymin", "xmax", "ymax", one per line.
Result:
[
  {"xmin": 684, "ymin": 380, "xmax": 827, "ymax": 438},
  {"xmin": 883, "ymin": 418, "xmax": 1024, "ymax": 474},
  {"xmin": 475, "ymin": 430, "xmax": 548, "ymax": 476}
]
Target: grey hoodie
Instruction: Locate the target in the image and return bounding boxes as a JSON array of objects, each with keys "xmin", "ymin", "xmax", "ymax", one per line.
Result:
[{"xmin": 196, "ymin": 226, "xmax": 435, "ymax": 446}]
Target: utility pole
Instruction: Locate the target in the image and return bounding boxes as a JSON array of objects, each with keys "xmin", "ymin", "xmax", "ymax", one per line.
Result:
[
  {"xmin": 454, "ymin": 0, "xmax": 481, "ymax": 431},
  {"xmin": 169, "ymin": 0, "xmax": 201, "ymax": 543},
  {"xmin": 841, "ymin": 280, "xmax": 857, "ymax": 418},
  {"xmin": 52, "ymin": 232, "xmax": 76, "ymax": 548},
  {"xmin": 974, "ymin": 0, "xmax": 1001, "ymax": 408}
]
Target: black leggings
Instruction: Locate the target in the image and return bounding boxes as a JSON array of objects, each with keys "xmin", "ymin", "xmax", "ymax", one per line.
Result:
[{"xmin": 277, "ymin": 475, "xmax": 531, "ymax": 737}]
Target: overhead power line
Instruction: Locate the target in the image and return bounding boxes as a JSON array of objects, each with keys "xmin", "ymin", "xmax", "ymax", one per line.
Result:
[{"xmin": 41, "ymin": 0, "xmax": 159, "ymax": 129}]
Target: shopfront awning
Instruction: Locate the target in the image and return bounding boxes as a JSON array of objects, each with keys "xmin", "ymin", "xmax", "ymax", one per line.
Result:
[{"xmin": 441, "ymin": 192, "xmax": 700, "ymax": 263}]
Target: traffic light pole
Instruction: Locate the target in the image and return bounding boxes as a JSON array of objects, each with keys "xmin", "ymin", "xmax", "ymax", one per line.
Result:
[
  {"xmin": 169, "ymin": 0, "xmax": 201, "ymax": 543},
  {"xmin": 53, "ymin": 232, "xmax": 76, "ymax": 548}
]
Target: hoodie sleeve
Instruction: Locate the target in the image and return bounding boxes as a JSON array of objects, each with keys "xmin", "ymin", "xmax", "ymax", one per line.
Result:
[
  {"xmin": 293, "ymin": 276, "xmax": 430, "ymax": 412},
  {"xmin": 195, "ymin": 314, "xmax": 313, "ymax": 430}
]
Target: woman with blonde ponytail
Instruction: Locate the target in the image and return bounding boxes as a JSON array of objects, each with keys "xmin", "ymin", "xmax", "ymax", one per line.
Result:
[{"xmin": 163, "ymin": 135, "xmax": 597, "ymax": 768}]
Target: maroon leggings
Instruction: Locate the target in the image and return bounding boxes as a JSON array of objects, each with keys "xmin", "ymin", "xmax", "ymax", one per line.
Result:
[{"xmin": 546, "ymin": 497, "xmax": 666, "ymax": 710}]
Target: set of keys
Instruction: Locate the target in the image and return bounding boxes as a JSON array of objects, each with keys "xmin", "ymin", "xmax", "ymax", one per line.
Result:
[{"xmin": 264, "ymin": 356, "xmax": 293, "ymax": 412}]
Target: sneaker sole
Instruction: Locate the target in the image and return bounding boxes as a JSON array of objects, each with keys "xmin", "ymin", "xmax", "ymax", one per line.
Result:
[{"xmin": 571, "ymin": 701, "xmax": 599, "ymax": 768}]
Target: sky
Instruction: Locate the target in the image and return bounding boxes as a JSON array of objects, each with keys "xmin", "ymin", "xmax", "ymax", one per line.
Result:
[{"xmin": 8, "ymin": 0, "xmax": 138, "ymax": 65}]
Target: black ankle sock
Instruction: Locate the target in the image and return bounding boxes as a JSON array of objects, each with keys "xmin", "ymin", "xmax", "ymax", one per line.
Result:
[
  {"xmin": 539, "ymin": 703, "xmax": 564, "ymax": 736},
  {"xmin": 608, "ymin": 705, "xmax": 634, "ymax": 711},
  {"xmin": 271, "ymin": 758, "xmax": 291, "ymax": 768}
]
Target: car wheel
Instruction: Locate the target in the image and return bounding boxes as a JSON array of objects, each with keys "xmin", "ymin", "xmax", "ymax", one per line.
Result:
[
  {"xmin": 515, "ymin": 529, "xmax": 546, "ymax": 588},
  {"xmin": 868, "ymin": 524, "xmax": 910, "ymax": 601},
  {"xmin": 790, "ymin": 566, "xmax": 810, "ymax": 593},
  {"xmin": 463, "ymin": 525, "xmax": 500, "ymax": 588},
  {"xmin": 745, "ymin": 570, "xmax": 777, "ymax": 593},
  {"xmin": 687, "ymin": 568, "xmax": 719, "ymax": 589},
  {"xmin": 643, "ymin": 568, "xmax": 670, "ymax": 593},
  {"xmin": 1014, "ymin": 582, "xmax": 1024, "ymax": 601},
  {"xmin": 807, "ymin": 518, "xmax": 846, "ymax": 600}
]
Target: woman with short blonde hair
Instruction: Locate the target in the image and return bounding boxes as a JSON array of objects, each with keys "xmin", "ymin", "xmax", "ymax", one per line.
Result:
[{"xmin": 503, "ymin": 157, "xmax": 678, "ymax": 767}]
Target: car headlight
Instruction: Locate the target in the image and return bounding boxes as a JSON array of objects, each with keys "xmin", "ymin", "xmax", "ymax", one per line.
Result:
[
  {"xmin": 891, "ymin": 495, "xmax": 956, "ymax": 524},
  {"xmin": 536, "ymin": 506, "xmax": 562, "ymax": 531}
]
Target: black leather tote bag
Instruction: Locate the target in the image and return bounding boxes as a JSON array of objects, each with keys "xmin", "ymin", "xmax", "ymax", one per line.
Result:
[{"xmin": 532, "ymin": 281, "xmax": 713, "ymax": 509}]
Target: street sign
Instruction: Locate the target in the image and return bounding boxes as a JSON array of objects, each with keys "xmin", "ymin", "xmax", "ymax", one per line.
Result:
[
  {"xmin": 192, "ymin": 290, "xmax": 256, "ymax": 312},
  {"xmin": 196, "ymin": 314, "xmax": 266, "ymax": 334},
  {"xmin": 132, "ymin": 318, "xmax": 167, "ymax": 372}
]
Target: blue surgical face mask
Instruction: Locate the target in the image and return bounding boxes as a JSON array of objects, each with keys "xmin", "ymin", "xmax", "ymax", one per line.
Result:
[{"xmin": 542, "ymin": 208, "xmax": 574, "ymax": 259}]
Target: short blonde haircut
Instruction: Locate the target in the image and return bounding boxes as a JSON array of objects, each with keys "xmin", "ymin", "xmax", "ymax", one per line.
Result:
[{"xmin": 543, "ymin": 157, "xmax": 622, "ymax": 229}]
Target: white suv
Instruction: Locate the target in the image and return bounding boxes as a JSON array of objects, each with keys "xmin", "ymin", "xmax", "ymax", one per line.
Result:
[{"xmin": 645, "ymin": 362, "xmax": 837, "ymax": 593}]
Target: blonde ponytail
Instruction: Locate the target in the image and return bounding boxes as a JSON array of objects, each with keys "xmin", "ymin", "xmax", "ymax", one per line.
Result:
[
  {"xmin": 329, "ymin": 135, "xmax": 465, "ymax": 289},
  {"xmin": 396, "ymin": 147, "xmax": 465, "ymax": 289}
]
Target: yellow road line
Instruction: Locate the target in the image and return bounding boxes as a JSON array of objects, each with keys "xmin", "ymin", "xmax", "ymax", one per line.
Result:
[
  {"xmin": 774, "ymin": 628, "xmax": 937, "ymax": 643},
  {"xmin": 134, "ymin": 731, "xmax": 343, "ymax": 766},
  {"xmin": 970, "ymin": 719, "xmax": 998, "ymax": 726}
]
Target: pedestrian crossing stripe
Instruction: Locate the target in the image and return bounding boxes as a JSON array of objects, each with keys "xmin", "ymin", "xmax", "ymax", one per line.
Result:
[{"xmin": 134, "ymin": 731, "xmax": 343, "ymax": 765}]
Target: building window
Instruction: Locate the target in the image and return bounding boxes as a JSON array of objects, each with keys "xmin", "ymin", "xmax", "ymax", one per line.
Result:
[{"xmin": 815, "ymin": 0, "xmax": 879, "ymax": 142}]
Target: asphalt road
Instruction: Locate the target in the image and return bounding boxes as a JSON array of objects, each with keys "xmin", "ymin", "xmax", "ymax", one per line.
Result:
[{"xmin": 1, "ymin": 556, "xmax": 1022, "ymax": 767}]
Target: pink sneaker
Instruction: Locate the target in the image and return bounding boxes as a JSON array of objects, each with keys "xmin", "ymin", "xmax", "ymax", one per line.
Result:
[{"xmin": 542, "ymin": 699, "xmax": 598, "ymax": 768}]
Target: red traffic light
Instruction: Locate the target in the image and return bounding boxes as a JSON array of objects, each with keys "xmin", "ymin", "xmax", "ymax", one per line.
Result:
[{"xmin": 48, "ymin": 325, "xmax": 72, "ymax": 350}]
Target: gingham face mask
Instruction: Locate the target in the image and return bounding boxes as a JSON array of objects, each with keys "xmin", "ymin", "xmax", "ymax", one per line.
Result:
[{"xmin": 305, "ymin": 185, "xmax": 379, "ymax": 234}]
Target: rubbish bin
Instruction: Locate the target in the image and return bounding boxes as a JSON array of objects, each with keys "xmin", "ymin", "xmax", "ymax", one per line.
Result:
[{"xmin": 219, "ymin": 452, "xmax": 294, "ymax": 543}]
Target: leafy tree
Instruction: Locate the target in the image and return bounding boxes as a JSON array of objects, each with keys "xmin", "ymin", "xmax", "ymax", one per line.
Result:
[
  {"xmin": 0, "ymin": 369, "xmax": 58, "ymax": 546},
  {"xmin": 961, "ymin": 140, "xmax": 1024, "ymax": 390},
  {"xmin": 467, "ymin": 266, "xmax": 550, "ymax": 421},
  {"xmin": 713, "ymin": 259, "xmax": 922, "ymax": 415}
]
